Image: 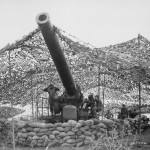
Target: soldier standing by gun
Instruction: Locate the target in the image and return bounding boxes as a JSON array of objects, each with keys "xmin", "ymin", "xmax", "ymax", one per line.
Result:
[
  {"xmin": 94, "ymin": 95, "xmax": 103, "ymax": 117},
  {"xmin": 105, "ymin": 109, "xmax": 113, "ymax": 119},
  {"xmin": 121, "ymin": 104, "xmax": 128, "ymax": 119}
]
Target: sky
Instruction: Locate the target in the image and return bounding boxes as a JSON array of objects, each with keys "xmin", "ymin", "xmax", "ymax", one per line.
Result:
[{"xmin": 0, "ymin": 0, "xmax": 150, "ymax": 49}]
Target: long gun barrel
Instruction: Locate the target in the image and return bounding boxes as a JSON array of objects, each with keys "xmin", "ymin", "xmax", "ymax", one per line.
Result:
[{"xmin": 36, "ymin": 12, "xmax": 77, "ymax": 96}]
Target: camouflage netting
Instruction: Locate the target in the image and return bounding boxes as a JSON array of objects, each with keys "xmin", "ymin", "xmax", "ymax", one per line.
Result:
[
  {"xmin": 0, "ymin": 25, "xmax": 150, "ymax": 106},
  {"xmin": 0, "ymin": 106, "xmax": 24, "ymax": 119}
]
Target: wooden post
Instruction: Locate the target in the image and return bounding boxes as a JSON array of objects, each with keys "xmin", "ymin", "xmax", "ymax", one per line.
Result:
[
  {"xmin": 97, "ymin": 64, "xmax": 101, "ymax": 119},
  {"xmin": 8, "ymin": 50, "xmax": 15, "ymax": 150},
  {"xmin": 0, "ymin": 78, "xmax": 2, "ymax": 102},
  {"xmin": 36, "ymin": 80, "xmax": 39, "ymax": 119},
  {"xmin": 98, "ymin": 64, "xmax": 101, "ymax": 96},
  {"xmin": 47, "ymin": 97, "xmax": 50, "ymax": 116},
  {"xmin": 138, "ymin": 77, "xmax": 141, "ymax": 134},
  {"xmin": 138, "ymin": 34, "xmax": 142, "ymax": 135},
  {"xmin": 102, "ymin": 73, "xmax": 105, "ymax": 119},
  {"xmin": 37, "ymin": 99, "xmax": 38, "ymax": 118},
  {"xmin": 42, "ymin": 97, "xmax": 43, "ymax": 117},
  {"xmin": 30, "ymin": 48, "xmax": 34, "ymax": 120}
]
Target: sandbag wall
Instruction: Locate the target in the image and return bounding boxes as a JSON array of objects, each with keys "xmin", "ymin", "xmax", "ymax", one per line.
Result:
[
  {"xmin": 0, "ymin": 118, "xmax": 16, "ymax": 145},
  {"xmin": 0, "ymin": 118, "xmax": 9, "ymax": 142},
  {"xmin": 15, "ymin": 119, "xmax": 132, "ymax": 148}
]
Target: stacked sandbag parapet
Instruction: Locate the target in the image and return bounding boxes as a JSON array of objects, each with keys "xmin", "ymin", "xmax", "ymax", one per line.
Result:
[
  {"xmin": 0, "ymin": 118, "xmax": 18, "ymax": 145},
  {"xmin": 15, "ymin": 118, "xmax": 133, "ymax": 148},
  {"xmin": 108, "ymin": 118, "xmax": 132, "ymax": 137},
  {"xmin": 125, "ymin": 117, "xmax": 149, "ymax": 134},
  {"xmin": 0, "ymin": 118, "xmax": 9, "ymax": 142}
]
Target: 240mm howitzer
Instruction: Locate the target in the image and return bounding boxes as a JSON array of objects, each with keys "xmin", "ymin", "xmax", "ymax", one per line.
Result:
[{"xmin": 36, "ymin": 12, "xmax": 102, "ymax": 122}]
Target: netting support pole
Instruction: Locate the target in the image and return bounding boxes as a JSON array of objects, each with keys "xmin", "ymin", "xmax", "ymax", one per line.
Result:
[
  {"xmin": 102, "ymin": 73, "xmax": 105, "ymax": 119},
  {"xmin": 97, "ymin": 64, "xmax": 101, "ymax": 119},
  {"xmin": 138, "ymin": 34, "xmax": 142, "ymax": 135},
  {"xmin": 36, "ymin": 79, "xmax": 39, "ymax": 119},
  {"xmin": 8, "ymin": 50, "xmax": 15, "ymax": 150},
  {"xmin": 31, "ymin": 72, "xmax": 34, "ymax": 120},
  {"xmin": 0, "ymin": 77, "xmax": 3, "ymax": 102},
  {"xmin": 98, "ymin": 64, "xmax": 101, "ymax": 97},
  {"xmin": 30, "ymin": 48, "xmax": 34, "ymax": 121}
]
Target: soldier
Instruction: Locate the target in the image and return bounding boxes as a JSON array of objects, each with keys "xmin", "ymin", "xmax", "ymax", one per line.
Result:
[
  {"xmin": 120, "ymin": 104, "xmax": 128, "ymax": 119},
  {"xmin": 105, "ymin": 109, "xmax": 113, "ymax": 119},
  {"xmin": 95, "ymin": 95, "xmax": 103, "ymax": 112},
  {"xmin": 87, "ymin": 94, "xmax": 97, "ymax": 117},
  {"xmin": 43, "ymin": 84, "xmax": 60, "ymax": 116}
]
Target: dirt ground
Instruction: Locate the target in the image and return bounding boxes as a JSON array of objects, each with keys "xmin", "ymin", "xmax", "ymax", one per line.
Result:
[
  {"xmin": 1, "ymin": 128, "xmax": 150, "ymax": 150},
  {"xmin": 0, "ymin": 145, "xmax": 91, "ymax": 150}
]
